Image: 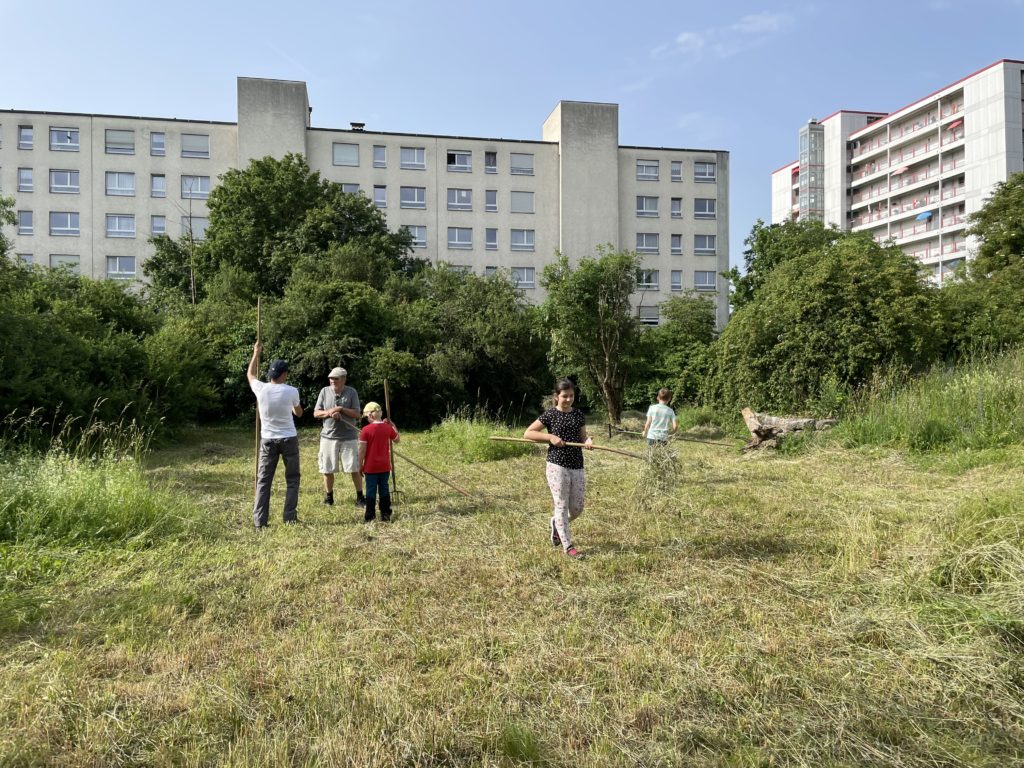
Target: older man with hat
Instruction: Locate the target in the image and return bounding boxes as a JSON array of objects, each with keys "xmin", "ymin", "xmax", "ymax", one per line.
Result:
[
  {"xmin": 247, "ymin": 342, "xmax": 303, "ymax": 528},
  {"xmin": 313, "ymin": 366, "xmax": 365, "ymax": 507}
]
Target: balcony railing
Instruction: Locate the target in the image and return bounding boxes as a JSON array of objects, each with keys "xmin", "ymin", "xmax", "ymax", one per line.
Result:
[
  {"xmin": 851, "ymin": 136, "xmax": 888, "ymax": 159},
  {"xmin": 891, "ymin": 112, "xmax": 938, "ymax": 140},
  {"xmin": 893, "ymin": 220, "xmax": 939, "ymax": 239},
  {"xmin": 890, "ymin": 139, "xmax": 939, "ymax": 165},
  {"xmin": 941, "ymin": 130, "xmax": 965, "ymax": 147},
  {"xmin": 941, "ymin": 241, "xmax": 967, "ymax": 255},
  {"xmin": 890, "ymin": 165, "xmax": 939, "ymax": 191},
  {"xmin": 941, "ymin": 185, "xmax": 964, "ymax": 200},
  {"xmin": 940, "ymin": 102, "xmax": 963, "ymax": 119}
]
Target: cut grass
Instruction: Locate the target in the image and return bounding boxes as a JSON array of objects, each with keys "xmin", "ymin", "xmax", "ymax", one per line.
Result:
[{"xmin": 0, "ymin": 422, "xmax": 1022, "ymax": 765}]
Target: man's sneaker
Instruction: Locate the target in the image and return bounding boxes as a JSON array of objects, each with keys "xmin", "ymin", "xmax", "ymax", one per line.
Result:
[
  {"xmin": 323, "ymin": 493, "xmax": 334, "ymax": 506},
  {"xmin": 564, "ymin": 547, "xmax": 584, "ymax": 560},
  {"xmin": 355, "ymin": 496, "xmax": 367, "ymax": 508},
  {"xmin": 550, "ymin": 518, "xmax": 561, "ymax": 548},
  {"xmin": 381, "ymin": 513, "xmax": 392, "ymax": 523}
]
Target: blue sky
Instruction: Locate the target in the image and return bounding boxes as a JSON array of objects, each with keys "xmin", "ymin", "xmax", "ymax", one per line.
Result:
[{"xmin": 7, "ymin": 0, "xmax": 1023, "ymax": 269}]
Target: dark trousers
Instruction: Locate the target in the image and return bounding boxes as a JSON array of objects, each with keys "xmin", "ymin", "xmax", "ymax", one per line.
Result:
[
  {"xmin": 364, "ymin": 471, "xmax": 391, "ymax": 519},
  {"xmin": 253, "ymin": 436, "xmax": 300, "ymax": 527}
]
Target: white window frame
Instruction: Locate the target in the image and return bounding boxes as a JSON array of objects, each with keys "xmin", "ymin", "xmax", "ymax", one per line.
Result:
[
  {"xmin": 332, "ymin": 142, "xmax": 359, "ymax": 167},
  {"xmin": 447, "ymin": 227, "xmax": 473, "ymax": 249},
  {"xmin": 671, "ymin": 160, "xmax": 683, "ymax": 182},
  {"xmin": 151, "ymin": 215, "xmax": 166, "ymax": 235},
  {"xmin": 638, "ymin": 269, "xmax": 660, "ymax": 290},
  {"xmin": 404, "ymin": 225, "xmax": 426, "ymax": 248},
  {"xmin": 151, "ymin": 174, "xmax": 166, "ymax": 198},
  {"xmin": 671, "ymin": 234, "xmax": 683, "ymax": 255},
  {"xmin": 671, "ymin": 270, "xmax": 683, "ymax": 291},
  {"xmin": 638, "ymin": 306, "xmax": 660, "ymax": 326},
  {"xmin": 511, "ymin": 229, "xmax": 535, "ymax": 251},
  {"xmin": 485, "ymin": 228, "xmax": 498, "ymax": 250},
  {"xmin": 694, "ymin": 270, "xmax": 717, "ymax": 290},
  {"xmin": 49, "ymin": 211, "xmax": 80, "ymax": 236},
  {"xmin": 181, "ymin": 216, "xmax": 209, "ymax": 241},
  {"xmin": 694, "ymin": 162, "xmax": 717, "ymax": 182},
  {"xmin": 636, "ymin": 159, "xmax": 659, "ymax": 181},
  {"xmin": 18, "ymin": 125, "xmax": 33, "ymax": 150},
  {"xmin": 694, "ymin": 198, "xmax": 717, "ymax": 219},
  {"xmin": 636, "ymin": 232, "xmax": 659, "ymax": 254},
  {"xmin": 510, "ymin": 153, "xmax": 534, "ymax": 175},
  {"xmin": 400, "ymin": 186, "xmax": 426, "ymax": 209},
  {"xmin": 510, "ymin": 191, "xmax": 535, "ymax": 214},
  {"xmin": 18, "ymin": 167, "xmax": 33, "ymax": 192},
  {"xmin": 447, "ymin": 188, "xmax": 472, "ymax": 211},
  {"xmin": 511, "ymin": 266, "xmax": 535, "ymax": 289},
  {"xmin": 485, "ymin": 189, "xmax": 498, "ymax": 212},
  {"xmin": 636, "ymin": 195, "xmax": 659, "ymax": 217},
  {"xmin": 181, "ymin": 133, "xmax": 210, "ymax": 159},
  {"xmin": 105, "ymin": 214, "xmax": 136, "ymax": 238},
  {"xmin": 484, "ymin": 265, "xmax": 498, "ymax": 276},
  {"xmin": 17, "ymin": 210, "xmax": 33, "ymax": 235},
  {"xmin": 17, "ymin": 253, "xmax": 33, "ymax": 265},
  {"xmin": 150, "ymin": 132, "xmax": 166, "ymax": 156},
  {"xmin": 341, "ymin": 183, "xmax": 360, "ymax": 194},
  {"xmin": 694, "ymin": 234, "xmax": 717, "ymax": 255},
  {"xmin": 447, "ymin": 150, "xmax": 472, "ymax": 172},
  {"xmin": 105, "ymin": 171, "xmax": 136, "ymax": 197},
  {"xmin": 49, "ymin": 127, "xmax": 79, "ymax": 152},
  {"xmin": 49, "ymin": 254, "xmax": 80, "ymax": 273},
  {"xmin": 49, "ymin": 169, "xmax": 80, "ymax": 194},
  {"xmin": 671, "ymin": 197, "xmax": 683, "ymax": 218},
  {"xmin": 373, "ymin": 145, "xmax": 386, "ymax": 168},
  {"xmin": 106, "ymin": 255, "xmax": 136, "ymax": 280},
  {"xmin": 105, "ymin": 129, "xmax": 135, "ymax": 155},
  {"xmin": 373, "ymin": 185, "xmax": 387, "ymax": 208},
  {"xmin": 484, "ymin": 151, "xmax": 498, "ymax": 173},
  {"xmin": 400, "ymin": 146, "xmax": 426, "ymax": 170},
  {"xmin": 181, "ymin": 175, "xmax": 210, "ymax": 199}
]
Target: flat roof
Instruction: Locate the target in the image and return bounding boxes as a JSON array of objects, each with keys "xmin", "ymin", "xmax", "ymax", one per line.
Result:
[{"xmin": 0, "ymin": 108, "xmax": 235, "ymax": 126}]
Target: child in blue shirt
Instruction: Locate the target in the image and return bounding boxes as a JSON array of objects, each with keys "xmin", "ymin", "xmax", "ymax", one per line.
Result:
[{"xmin": 642, "ymin": 388, "xmax": 678, "ymax": 445}]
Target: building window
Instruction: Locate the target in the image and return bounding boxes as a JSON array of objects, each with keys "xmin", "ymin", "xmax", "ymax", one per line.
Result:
[
  {"xmin": 49, "ymin": 169, "xmax": 79, "ymax": 194},
  {"xmin": 694, "ymin": 198, "xmax": 717, "ymax": 219},
  {"xmin": 400, "ymin": 146, "xmax": 426, "ymax": 169},
  {"xmin": 106, "ymin": 255, "xmax": 136, "ymax": 280},
  {"xmin": 182, "ymin": 216, "xmax": 209, "ymax": 241},
  {"xmin": 671, "ymin": 161, "xmax": 683, "ymax": 181},
  {"xmin": 694, "ymin": 234, "xmax": 717, "ymax": 255},
  {"xmin": 373, "ymin": 185, "xmax": 387, "ymax": 208},
  {"xmin": 332, "ymin": 142, "xmax": 359, "ymax": 166},
  {"xmin": 447, "ymin": 227, "xmax": 472, "ymax": 249},
  {"xmin": 151, "ymin": 215, "xmax": 166, "ymax": 235},
  {"xmin": 671, "ymin": 234, "xmax": 682, "ymax": 255},
  {"xmin": 510, "ymin": 191, "xmax": 535, "ymax": 214},
  {"xmin": 485, "ymin": 151, "xmax": 497, "ymax": 173},
  {"xmin": 447, "ymin": 150, "xmax": 472, "ymax": 172},
  {"xmin": 671, "ymin": 270, "xmax": 683, "ymax": 291},
  {"xmin": 17, "ymin": 254, "xmax": 33, "ymax": 265},
  {"xmin": 638, "ymin": 269, "xmax": 659, "ymax": 290},
  {"xmin": 485, "ymin": 228, "xmax": 498, "ymax": 250},
  {"xmin": 18, "ymin": 126, "xmax": 33, "ymax": 150},
  {"xmin": 485, "ymin": 189, "xmax": 497, "ymax": 212},
  {"xmin": 636, "ymin": 159, "xmax": 659, "ymax": 181},
  {"xmin": 671, "ymin": 197, "xmax": 682, "ymax": 218},
  {"xmin": 105, "ymin": 171, "xmax": 136, "ymax": 196},
  {"xmin": 18, "ymin": 168, "xmax": 33, "ymax": 192},
  {"xmin": 512, "ymin": 266, "xmax": 535, "ymax": 289},
  {"xmin": 484, "ymin": 265, "xmax": 498, "ymax": 276},
  {"xmin": 447, "ymin": 188, "xmax": 472, "ymax": 211},
  {"xmin": 695, "ymin": 270, "xmax": 717, "ymax": 290},
  {"xmin": 373, "ymin": 145, "xmax": 386, "ymax": 168},
  {"xmin": 636, "ymin": 195, "xmax": 659, "ymax": 217},
  {"xmin": 151, "ymin": 174, "xmax": 166, "ymax": 198},
  {"xmin": 151, "ymin": 132, "xmax": 166, "ymax": 156},
  {"xmin": 49, "ymin": 211, "xmax": 80, "ymax": 236},
  {"xmin": 105, "ymin": 214, "xmax": 135, "ymax": 238},
  {"xmin": 400, "ymin": 186, "xmax": 426, "ymax": 209},
  {"xmin": 105, "ymin": 129, "xmax": 135, "ymax": 155},
  {"xmin": 510, "ymin": 153, "xmax": 534, "ymax": 175},
  {"xmin": 694, "ymin": 162, "xmax": 717, "ymax": 182},
  {"xmin": 17, "ymin": 210, "xmax": 32, "ymax": 235},
  {"xmin": 341, "ymin": 183, "xmax": 360, "ymax": 194},
  {"xmin": 636, "ymin": 232, "xmax": 659, "ymax": 254},
  {"xmin": 49, "ymin": 127, "xmax": 79, "ymax": 151},
  {"xmin": 511, "ymin": 229, "xmax": 535, "ymax": 251},
  {"xmin": 181, "ymin": 175, "xmax": 210, "ymax": 199},
  {"xmin": 403, "ymin": 225, "xmax": 426, "ymax": 248},
  {"xmin": 638, "ymin": 306, "xmax": 660, "ymax": 326},
  {"xmin": 181, "ymin": 133, "xmax": 210, "ymax": 158},
  {"xmin": 49, "ymin": 254, "xmax": 80, "ymax": 274}
]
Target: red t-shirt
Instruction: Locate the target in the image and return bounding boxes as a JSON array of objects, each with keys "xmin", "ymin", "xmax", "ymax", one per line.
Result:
[{"xmin": 360, "ymin": 421, "xmax": 398, "ymax": 473}]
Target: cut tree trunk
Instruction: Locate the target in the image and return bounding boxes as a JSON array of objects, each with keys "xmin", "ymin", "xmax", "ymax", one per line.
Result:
[{"xmin": 741, "ymin": 407, "xmax": 837, "ymax": 450}]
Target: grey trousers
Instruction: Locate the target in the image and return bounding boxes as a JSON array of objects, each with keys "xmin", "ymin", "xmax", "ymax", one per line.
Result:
[{"xmin": 253, "ymin": 436, "xmax": 300, "ymax": 527}]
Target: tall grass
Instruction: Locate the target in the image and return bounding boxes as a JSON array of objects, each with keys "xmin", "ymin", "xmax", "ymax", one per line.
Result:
[{"xmin": 425, "ymin": 409, "xmax": 535, "ymax": 463}]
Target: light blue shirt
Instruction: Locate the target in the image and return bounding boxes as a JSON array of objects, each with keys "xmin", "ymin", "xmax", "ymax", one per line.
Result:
[{"xmin": 646, "ymin": 403, "xmax": 676, "ymax": 441}]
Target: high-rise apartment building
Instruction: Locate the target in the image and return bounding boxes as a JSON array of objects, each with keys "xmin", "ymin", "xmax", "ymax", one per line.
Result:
[
  {"xmin": 771, "ymin": 59, "xmax": 1024, "ymax": 282},
  {"xmin": 1, "ymin": 77, "xmax": 730, "ymax": 327}
]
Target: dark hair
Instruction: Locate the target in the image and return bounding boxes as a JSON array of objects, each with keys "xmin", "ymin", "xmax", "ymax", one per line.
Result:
[
  {"xmin": 553, "ymin": 378, "xmax": 575, "ymax": 395},
  {"xmin": 658, "ymin": 388, "xmax": 673, "ymax": 403}
]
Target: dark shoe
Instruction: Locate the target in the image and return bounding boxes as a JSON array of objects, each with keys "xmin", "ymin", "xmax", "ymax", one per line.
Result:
[
  {"xmin": 355, "ymin": 496, "xmax": 367, "ymax": 508},
  {"xmin": 550, "ymin": 518, "xmax": 561, "ymax": 547},
  {"xmin": 323, "ymin": 492, "xmax": 334, "ymax": 506},
  {"xmin": 284, "ymin": 517, "xmax": 300, "ymax": 525},
  {"xmin": 381, "ymin": 513, "xmax": 392, "ymax": 523},
  {"xmin": 565, "ymin": 547, "xmax": 584, "ymax": 560},
  {"xmin": 363, "ymin": 513, "xmax": 375, "ymax": 523}
]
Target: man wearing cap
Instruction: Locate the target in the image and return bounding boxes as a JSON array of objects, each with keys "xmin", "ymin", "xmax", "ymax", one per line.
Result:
[
  {"xmin": 247, "ymin": 342, "xmax": 303, "ymax": 528},
  {"xmin": 313, "ymin": 366, "xmax": 365, "ymax": 508}
]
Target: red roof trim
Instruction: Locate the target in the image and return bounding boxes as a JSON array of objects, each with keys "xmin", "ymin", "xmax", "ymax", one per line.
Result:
[
  {"xmin": 849, "ymin": 58, "xmax": 1024, "ymax": 139},
  {"xmin": 771, "ymin": 159, "xmax": 799, "ymax": 174},
  {"xmin": 819, "ymin": 109, "xmax": 889, "ymax": 124}
]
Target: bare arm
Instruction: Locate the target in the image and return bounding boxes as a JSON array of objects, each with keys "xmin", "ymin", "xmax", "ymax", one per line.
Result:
[
  {"xmin": 292, "ymin": 403, "xmax": 303, "ymax": 418},
  {"xmin": 670, "ymin": 417, "xmax": 679, "ymax": 435},
  {"xmin": 246, "ymin": 342, "xmax": 262, "ymax": 385},
  {"xmin": 358, "ymin": 440, "xmax": 367, "ymax": 469},
  {"xmin": 579, "ymin": 424, "xmax": 593, "ymax": 449},
  {"xmin": 641, "ymin": 414, "xmax": 653, "ymax": 437},
  {"xmin": 524, "ymin": 418, "xmax": 564, "ymax": 447},
  {"xmin": 386, "ymin": 419, "xmax": 400, "ymax": 444}
]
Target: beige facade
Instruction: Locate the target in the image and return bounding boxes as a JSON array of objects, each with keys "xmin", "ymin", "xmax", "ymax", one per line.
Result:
[
  {"xmin": 771, "ymin": 59, "xmax": 1024, "ymax": 283},
  {"xmin": 2, "ymin": 76, "xmax": 730, "ymax": 326}
]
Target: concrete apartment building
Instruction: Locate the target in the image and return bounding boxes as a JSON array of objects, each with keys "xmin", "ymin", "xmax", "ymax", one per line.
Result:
[
  {"xmin": 1, "ymin": 77, "xmax": 730, "ymax": 327},
  {"xmin": 771, "ymin": 59, "xmax": 1024, "ymax": 283}
]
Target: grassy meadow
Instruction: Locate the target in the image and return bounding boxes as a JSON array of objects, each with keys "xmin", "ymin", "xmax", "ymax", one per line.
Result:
[{"xmin": 1, "ymin": 398, "xmax": 1023, "ymax": 765}]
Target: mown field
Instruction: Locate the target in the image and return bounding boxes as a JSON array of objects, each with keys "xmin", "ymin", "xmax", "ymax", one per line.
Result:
[{"xmin": 1, "ymin": 413, "xmax": 1022, "ymax": 766}]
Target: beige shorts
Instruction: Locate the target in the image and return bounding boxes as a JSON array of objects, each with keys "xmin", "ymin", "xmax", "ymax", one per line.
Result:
[{"xmin": 319, "ymin": 438, "xmax": 358, "ymax": 475}]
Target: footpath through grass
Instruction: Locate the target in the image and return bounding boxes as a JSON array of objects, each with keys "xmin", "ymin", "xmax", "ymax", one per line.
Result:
[{"xmin": 1, "ymin": 419, "xmax": 1022, "ymax": 766}]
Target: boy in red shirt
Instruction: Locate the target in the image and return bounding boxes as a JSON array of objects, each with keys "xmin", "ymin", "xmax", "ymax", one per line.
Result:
[{"xmin": 358, "ymin": 401, "xmax": 400, "ymax": 522}]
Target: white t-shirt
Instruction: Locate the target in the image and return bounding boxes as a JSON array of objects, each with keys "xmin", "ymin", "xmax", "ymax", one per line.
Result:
[
  {"xmin": 251, "ymin": 379, "xmax": 300, "ymax": 439},
  {"xmin": 646, "ymin": 403, "xmax": 676, "ymax": 441}
]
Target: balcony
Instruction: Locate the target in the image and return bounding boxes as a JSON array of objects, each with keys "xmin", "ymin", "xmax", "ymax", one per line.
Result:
[
  {"xmin": 892, "ymin": 219, "xmax": 939, "ymax": 242},
  {"xmin": 889, "ymin": 138, "xmax": 940, "ymax": 166},
  {"xmin": 851, "ymin": 160, "xmax": 890, "ymax": 185},
  {"xmin": 851, "ymin": 135, "xmax": 888, "ymax": 160},
  {"xmin": 890, "ymin": 111, "xmax": 938, "ymax": 142},
  {"xmin": 890, "ymin": 164, "xmax": 939, "ymax": 192}
]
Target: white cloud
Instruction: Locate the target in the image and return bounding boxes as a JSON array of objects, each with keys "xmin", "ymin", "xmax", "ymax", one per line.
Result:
[
  {"xmin": 653, "ymin": 9, "xmax": 793, "ymax": 61},
  {"xmin": 731, "ymin": 11, "xmax": 792, "ymax": 35},
  {"xmin": 675, "ymin": 31, "xmax": 706, "ymax": 54}
]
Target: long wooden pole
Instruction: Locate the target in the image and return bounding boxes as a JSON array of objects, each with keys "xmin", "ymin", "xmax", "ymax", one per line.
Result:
[
  {"xmin": 383, "ymin": 378, "xmax": 398, "ymax": 505},
  {"xmin": 393, "ymin": 450, "xmax": 476, "ymax": 499},
  {"xmin": 489, "ymin": 435, "xmax": 644, "ymax": 459},
  {"xmin": 253, "ymin": 297, "xmax": 261, "ymax": 495}
]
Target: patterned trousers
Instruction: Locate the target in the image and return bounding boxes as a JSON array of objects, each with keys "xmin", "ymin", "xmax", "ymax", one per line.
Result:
[{"xmin": 545, "ymin": 461, "xmax": 586, "ymax": 550}]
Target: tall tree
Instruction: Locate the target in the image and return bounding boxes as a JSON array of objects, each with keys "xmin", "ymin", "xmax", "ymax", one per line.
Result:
[
  {"xmin": 541, "ymin": 247, "xmax": 641, "ymax": 423},
  {"xmin": 965, "ymin": 171, "xmax": 1024, "ymax": 277},
  {"xmin": 0, "ymin": 195, "xmax": 15, "ymax": 259}
]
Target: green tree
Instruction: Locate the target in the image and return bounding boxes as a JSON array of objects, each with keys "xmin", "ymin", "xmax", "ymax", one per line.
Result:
[
  {"xmin": 541, "ymin": 247, "xmax": 641, "ymax": 423},
  {"xmin": 0, "ymin": 195, "xmax": 15, "ymax": 259},
  {"xmin": 966, "ymin": 171, "xmax": 1024, "ymax": 277},
  {"xmin": 726, "ymin": 219, "xmax": 843, "ymax": 311}
]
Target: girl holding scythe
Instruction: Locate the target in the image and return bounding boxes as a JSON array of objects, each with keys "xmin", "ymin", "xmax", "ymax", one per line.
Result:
[{"xmin": 523, "ymin": 378, "xmax": 593, "ymax": 559}]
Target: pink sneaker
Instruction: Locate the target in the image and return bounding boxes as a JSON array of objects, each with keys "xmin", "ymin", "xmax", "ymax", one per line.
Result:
[{"xmin": 565, "ymin": 547, "xmax": 584, "ymax": 560}]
